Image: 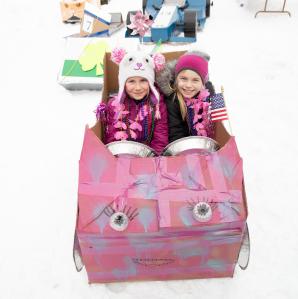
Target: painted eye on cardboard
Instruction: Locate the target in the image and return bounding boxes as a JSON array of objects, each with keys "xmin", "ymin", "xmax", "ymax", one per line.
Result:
[
  {"xmin": 106, "ymin": 204, "xmax": 139, "ymax": 231},
  {"xmin": 187, "ymin": 198, "xmax": 215, "ymax": 222},
  {"xmin": 193, "ymin": 202, "xmax": 212, "ymax": 222},
  {"xmin": 103, "ymin": 204, "xmax": 115, "ymax": 217},
  {"xmin": 109, "ymin": 212, "xmax": 129, "ymax": 231}
]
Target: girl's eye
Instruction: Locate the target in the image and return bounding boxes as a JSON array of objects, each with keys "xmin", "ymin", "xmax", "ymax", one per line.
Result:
[{"xmin": 76, "ymin": 3, "xmax": 81, "ymax": 7}]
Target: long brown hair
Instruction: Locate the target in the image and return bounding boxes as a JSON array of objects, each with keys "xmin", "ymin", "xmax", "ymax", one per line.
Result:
[{"xmin": 171, "ymin": 81, "xmax": 187, "ymax": 121}]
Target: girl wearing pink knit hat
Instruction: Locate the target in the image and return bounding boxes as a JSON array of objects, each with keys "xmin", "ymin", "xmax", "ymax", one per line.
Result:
[
  {"xmin": 156, "ymin": 51, "xmax": 215, "ymax": 143},
  {"xmin": 95, "ymin": 48, "xmax": 169, "ymax": 155}
]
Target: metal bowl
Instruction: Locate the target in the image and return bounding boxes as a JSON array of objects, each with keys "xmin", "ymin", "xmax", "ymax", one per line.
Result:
[
  {"xmin": 162, "ymin": 136, "xmax": 219, "ymax": 156},
  {"xmin": 106, "ymin": 140, "xmax": 157, "ymax": 157}
]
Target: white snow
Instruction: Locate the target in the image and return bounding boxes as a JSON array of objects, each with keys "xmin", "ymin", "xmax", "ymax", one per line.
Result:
[{"xmin": 1, "ymin": 0, "xmax": 298, "ymax": 298}]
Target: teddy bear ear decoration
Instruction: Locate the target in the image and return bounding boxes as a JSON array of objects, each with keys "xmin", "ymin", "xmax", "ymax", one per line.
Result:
[
  {"xmin": 152, "ymin": 53, "xmax": 166, "ymax": 72},
  {"xmin": 111, "ymin": 47, "xmax": 127, "ymax": 64}
]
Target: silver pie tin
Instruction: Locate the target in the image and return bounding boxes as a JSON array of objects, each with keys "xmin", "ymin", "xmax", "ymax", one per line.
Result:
[
  {"xmin": 162, "ymin": 136, "xmax": 219, "ymax": 156},
  {"xmin": 106, "ymin": 140, "xmax": 157, "ymax": 157}
]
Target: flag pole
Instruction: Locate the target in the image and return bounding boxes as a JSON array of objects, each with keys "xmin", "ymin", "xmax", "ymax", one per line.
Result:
[{"xmin": 221, "ymin": 86, "xmax": 233, "ymax": 135}]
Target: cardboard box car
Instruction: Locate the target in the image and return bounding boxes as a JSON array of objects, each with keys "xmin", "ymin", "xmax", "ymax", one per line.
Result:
[{"xmin": 74, "ymin": 50, "xmax": 249, "ymax": 283}]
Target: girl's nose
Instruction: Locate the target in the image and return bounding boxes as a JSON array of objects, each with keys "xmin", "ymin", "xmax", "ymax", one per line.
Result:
[
  {"xmin": 185, "ymin": 80, "xmax": 192, "ymax": 87},
  {"xmin": 135, "ymin": 82, "xmax": 142, "ymax": 89}
]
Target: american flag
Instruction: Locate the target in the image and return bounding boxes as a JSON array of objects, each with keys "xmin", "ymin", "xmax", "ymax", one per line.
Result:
[{"xmin": 210, "ymin": 93, "xmax": 228, "ymax": 122}]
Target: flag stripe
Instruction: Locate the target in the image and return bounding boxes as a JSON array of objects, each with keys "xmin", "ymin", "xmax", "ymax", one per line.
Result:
[
  {"xmin": 212, "ymin": 117, "xmax": 229, "ymax": 122},
  {"xmin": 211, "ymin": 108, "xmax": 226, "ymax": 114},
  {"xmin": 211, "ymin": 112, "xmax": 227, "ymax": 118}
]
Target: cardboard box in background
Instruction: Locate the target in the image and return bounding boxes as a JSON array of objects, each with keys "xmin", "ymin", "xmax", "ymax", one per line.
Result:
[
  {"xmin": 79, "ymin": 2, "xmax": 124, "ymax": 37},
  {"xmin": 58, "ymin": 30, "xmax": 142, "ymax": 91},
  {"xmin": 58, "ymin": 37, "xmax": 109, "ymax": 90},
  {"xmin": 60, "ymin": 0, "xmax": 101, "ymax": 23},
  {"xmin": 80, "ymin": 2, "xmax": 110, "ymax": 36}
]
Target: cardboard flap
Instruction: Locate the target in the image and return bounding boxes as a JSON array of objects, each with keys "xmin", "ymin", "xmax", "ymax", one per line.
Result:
[{"xmin": 79, "ymin": 126, "xmax": 116, "ymax": 184}]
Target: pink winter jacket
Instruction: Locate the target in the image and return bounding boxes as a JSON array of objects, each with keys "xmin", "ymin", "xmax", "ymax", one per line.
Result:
[{"xmin": 97, "ymin": 94, "xmax": 168, "ymax": 155}]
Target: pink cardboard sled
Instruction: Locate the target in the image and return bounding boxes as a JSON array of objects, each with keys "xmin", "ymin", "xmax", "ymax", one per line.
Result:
[
  {"xmin": 73, "ymin": 50, "xmax": 249, "ymax": 283},
  {"xmin": 74, "ymin": 122, "xmax": 249, "ymax": 283}
]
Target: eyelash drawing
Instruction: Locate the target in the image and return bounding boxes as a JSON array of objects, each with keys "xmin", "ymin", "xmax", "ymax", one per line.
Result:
[
  {"xmin": 186, "ymin": 197, "xmax": 216, "ymax": 211},
  {"xmin": 103, "ymin": 203, "xmax": 139, "ymax": 221},
  {"xmin": 186, "ymin": 197, "xmax": 216, "ymax": 222}
]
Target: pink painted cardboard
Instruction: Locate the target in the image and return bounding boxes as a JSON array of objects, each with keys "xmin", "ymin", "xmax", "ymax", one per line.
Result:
[{"xmin": 75, "ymin": 126, "xmax": 248, "ymax": 283}]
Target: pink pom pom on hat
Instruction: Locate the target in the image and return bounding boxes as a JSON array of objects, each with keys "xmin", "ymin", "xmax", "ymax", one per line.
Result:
[{"xmin": 175, "ymin": 54, "xmax": 209, "ymax": 83}]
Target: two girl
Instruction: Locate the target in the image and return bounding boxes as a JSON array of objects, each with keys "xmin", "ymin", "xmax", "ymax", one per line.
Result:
[{"xmin": 96, "ymin": 49, "xmax": 214, "ymax": 154}]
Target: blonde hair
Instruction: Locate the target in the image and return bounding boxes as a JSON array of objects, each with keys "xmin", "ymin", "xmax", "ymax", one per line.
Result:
[
  {"xmin": 176, "ymin": 91, "xmax": 187, "ymax": 120},
  {"xmin": 171, "ymin": 81, "xmax": 187, "ymax": 121}
]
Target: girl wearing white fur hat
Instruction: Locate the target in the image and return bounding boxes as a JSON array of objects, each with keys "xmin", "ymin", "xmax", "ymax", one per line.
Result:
[{"xmin": 95, "ymin": 48, "xmax": 168, "ymax": 155}]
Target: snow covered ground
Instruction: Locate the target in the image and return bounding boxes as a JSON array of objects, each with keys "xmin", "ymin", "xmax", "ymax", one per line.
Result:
[{"xmin": 1, "ymin": 0, "xmax": 298, "ymax": 298}]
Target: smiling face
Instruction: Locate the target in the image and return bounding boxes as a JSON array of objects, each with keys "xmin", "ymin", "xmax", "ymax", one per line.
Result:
[
  {"xmin": 125, "ymin": 76, "xmax": 150, "ymax": 100},
  {"xmin": 176, "ymin": 69, "xmax": 204, "ymax": 99}
]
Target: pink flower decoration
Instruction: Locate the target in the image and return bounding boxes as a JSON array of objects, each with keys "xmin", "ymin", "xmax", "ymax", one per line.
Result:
[
  {"xmin": 119, "ymin": 110, "xmax": 129, "ymax": 118},
  {"xmin": 199, "ymin": 129, "xmax": 207, "ymax": 136},
  {"xmin": 127, "ymin": 11, "xmax": 154, "ymax": 37},
  {"xmin": 193, "ymin": 101, "xmax": 202, "ymax": 110},
  {"xmin": 112, "ymin": 101, "xmax": 123, "ymax": 111},
  {"xmin": 152, "ymin": 53, "xmax": 165, "ymax": 71},
  {"xmin": 202, "ymin": 101, "xmax": 209, "ymax": 108},
  {"xmin": 114, "ymin": 131, "xmax": 128, "ymax": 140},
  {"xmin": 198, "ymin": 89, "xmax": 210, "ymax": 100},
  {"xmin": 155, "ymin": 104, "xmax": 161, "ymax": 119},
  {"xmin": 114, "ymin": 121, "xmax": 127, "ymax": 130},
  {"xmin": 195, "ymin": 122, "xmax": 205, "ymax": 130},
  {"xmin": 137, "ymin": 106, "xmax": 148, "ymax": 121},
  {"xmin": 184, "ymin": 91, "xmax": 213, "ymax": 137},
  {"xmin": 130, "ymin": 130, "xmax": 137, "ymax": 140},
  {"xmin": 193, "ymin": 114, "xmax": 202, "ymax": 123},
  {"xmin": 111, "ymin": 47, "xmax": 127, "ymax": 64},
  {"xmin": 186, "ymin": 98, "xmax": 194, "ymax": 107},
  {"xmin": 129, "ymin": 120, "xmax": 142, "ymax": 131},
  {"xmin": 112, "ymin": 101, "xmax": 129, "ymax": 119}
]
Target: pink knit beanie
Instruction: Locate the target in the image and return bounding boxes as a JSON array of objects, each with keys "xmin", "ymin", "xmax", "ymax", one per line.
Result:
[{"xmin": 175, "ymin": 54, "xmax": 209, "ymax": 83}]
